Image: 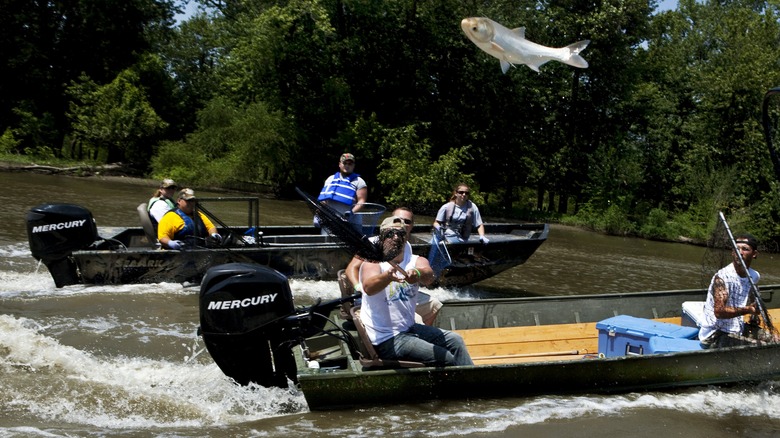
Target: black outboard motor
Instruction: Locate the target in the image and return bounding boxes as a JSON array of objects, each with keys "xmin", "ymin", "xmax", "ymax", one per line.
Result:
[
  {"xmin": 199, "ymin": 263, "xmax": 299, "ymax": 388},
  {"xmin": 26, "ymin": 203, "xmax": 99, "ymax": 287}
]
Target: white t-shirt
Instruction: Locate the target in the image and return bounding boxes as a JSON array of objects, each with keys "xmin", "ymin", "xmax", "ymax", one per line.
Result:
[
  {"xmin": 359, "ymin": 247, "xmax": 419, "ymax": 345},
  {"xmin": 699, "ymin": 263, "xmax": 760, "ymax": 341},
  {"xmin": 149, "ymin": 198, "xmax": 174, "ymax": 223}
]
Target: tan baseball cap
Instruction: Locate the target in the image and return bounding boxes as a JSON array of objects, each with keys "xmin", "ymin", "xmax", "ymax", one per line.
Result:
[{"xmin": 178, "ymin": 188, "xmax": 197, "ymax": 200}]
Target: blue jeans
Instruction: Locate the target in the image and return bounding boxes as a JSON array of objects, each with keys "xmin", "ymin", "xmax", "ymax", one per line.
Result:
[{"xmin": 375, "ymin": 323, "xmax": 473, "ymax": 366}]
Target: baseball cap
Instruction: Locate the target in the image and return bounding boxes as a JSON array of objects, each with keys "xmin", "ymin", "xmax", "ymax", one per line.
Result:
[
  {"xmin": 380, "ymin": 216, "xmax": 405, "ymax": 231},
  {"xmin": 735, "ymin": 233, "xmax": 758, "ymax": 250},
  {"xmin": 178, "ymin": 188, "xmax": 197, "ymax": 201},
  {"xmin": 340, "ymin": 153, "xmax": 356, "ymax": 163},
  {"xmin": 160, "ymin": 179, "xmax": 177, "ymax": 189}
]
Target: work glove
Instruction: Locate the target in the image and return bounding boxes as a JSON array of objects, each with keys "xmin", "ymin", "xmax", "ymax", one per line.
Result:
[
  {"xmin": 211, "ymin": 233, "xmax": 223, "ymax": 244},
  {"xmin": 343, "ymin": 210, "xmax": 353, "ymax": 220},
  {"xmin": 432, "ymin": 227, "xmax": 443, "ymax": 240},
  {"xmin": 313, "ymin": 215, "xmax": 321, "ymax": 228},
  {"xmin": 168, "ymin": 240, "xmax": 184, "ymax": 250},
  {"xmin": 479, "ymin": 236, "xmax": 489, "ymax": 245}
]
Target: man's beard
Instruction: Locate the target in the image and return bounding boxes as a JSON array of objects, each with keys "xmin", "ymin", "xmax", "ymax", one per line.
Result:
[{"xmin": 382, "ymin": 237, "xmax": 404, "ymax": 261}]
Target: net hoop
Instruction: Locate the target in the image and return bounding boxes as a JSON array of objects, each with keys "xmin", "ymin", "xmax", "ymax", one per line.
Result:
[{"xmin": 353, "ymin": 202, "xmax": 386, "ymax": 235}]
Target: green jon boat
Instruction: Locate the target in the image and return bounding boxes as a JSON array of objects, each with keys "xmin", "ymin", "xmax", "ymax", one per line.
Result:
[{"xmin": 197, "ymin": 262, "xmax": 780, "ymax": 411}]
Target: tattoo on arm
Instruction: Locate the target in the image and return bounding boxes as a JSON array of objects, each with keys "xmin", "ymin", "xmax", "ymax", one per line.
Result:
[{"xmin": 712, "ymin": 276, "xmax": 729, "ymax": 313}]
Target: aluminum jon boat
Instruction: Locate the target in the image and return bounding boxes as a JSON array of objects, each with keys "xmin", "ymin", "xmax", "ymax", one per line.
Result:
[
  {"xmin": 196, "ymin": 262, "xmax": 780, "ymax": 410},
  {"xmin": 24, "ymin": 198, "xmax": 548, "ymax": 288}
]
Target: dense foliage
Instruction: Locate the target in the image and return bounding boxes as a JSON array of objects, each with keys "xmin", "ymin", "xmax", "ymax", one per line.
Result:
[{"xmin": 3, "ymin": 0, "xmax": 780, "ymax": 244}]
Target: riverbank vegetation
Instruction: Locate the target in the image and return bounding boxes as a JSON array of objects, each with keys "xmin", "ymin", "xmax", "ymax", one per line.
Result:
[{"xmin": 4, "ymin": 0, "xmax": 780, "ymax": 247}]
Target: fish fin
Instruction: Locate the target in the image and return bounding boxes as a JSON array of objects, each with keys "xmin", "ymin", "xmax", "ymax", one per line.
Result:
[
  {"xmin": 500, "ymin": 60, "xmax": 512, "ymax": 74},
  {"xmin": 563, "ymin": 40, "xmax": 590, "ymax": 68},
  {"xmin": 511, "ymin": 27, "xmax": 526, "ymax": 39},
  {"xmin": 566, "ymin": 40, "xmax": 590, "ymax": 55},
  {"xmin": 525, "ymin": 61, "xmax": 546, "ymax": 73},
  {"xmin": 490, "ymin": 41, "xmax": 506, "ymax": 53},
  {"xmin": 567, "ymin": 54, "xmax": 589, "ymax": 68}
]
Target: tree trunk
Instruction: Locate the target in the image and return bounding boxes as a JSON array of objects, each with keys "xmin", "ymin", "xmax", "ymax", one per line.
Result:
[
  {"xmin": 536, "ymin": 186, "xmax": 544, "ymax": 210},
  {"xmin": 558, "ymin": 194, "xmax": 569, "ymax": 215}
]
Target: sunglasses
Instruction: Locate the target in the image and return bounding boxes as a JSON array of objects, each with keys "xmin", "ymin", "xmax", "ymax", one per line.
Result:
[
  {"xmin": 381, "ymin": 229, "xmax": 407, "ymax": 240},
  {"xmin": 457, "ymin": 190, "xmax": 470, "ymax": 195}
]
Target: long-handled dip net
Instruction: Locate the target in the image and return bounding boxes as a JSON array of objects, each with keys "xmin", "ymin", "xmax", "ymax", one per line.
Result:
[
  {"xmin": 296, "ymin": 187, "xmax": 398, "ymax": 263},
  {"xmin": 701, "ymin": 212, "xmax": 777, "ymax": 337}
]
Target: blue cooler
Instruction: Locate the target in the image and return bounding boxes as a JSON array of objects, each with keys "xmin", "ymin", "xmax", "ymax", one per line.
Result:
[
  {"xmin": 596, "ymin": 315, "xmax": 701, "ymax": 357},
  {"xmin": 648, "ymin": 336, "xmax": 704, "ymax": 354}
]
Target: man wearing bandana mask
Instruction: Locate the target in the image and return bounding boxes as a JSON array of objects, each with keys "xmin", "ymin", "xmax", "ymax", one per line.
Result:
[
  {"xmin": 700, "ymin": 233, "xmax": 774, "ymax": 348},
  {"xmin": 358, "ymin": 216, "xmax": 472, "ymax": 366}
]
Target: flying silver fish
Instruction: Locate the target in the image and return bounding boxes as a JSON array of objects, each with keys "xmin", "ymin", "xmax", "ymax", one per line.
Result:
[{"xmin": 461, "ymin": 17, "xmax": 590, "ymax": 74}]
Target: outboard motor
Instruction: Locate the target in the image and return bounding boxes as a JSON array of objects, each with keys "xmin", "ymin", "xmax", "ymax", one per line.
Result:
[
  {"xmin": 26, "ymin": 203, "xmax": 99, "ymax": 287},
  {"xmin": 199, "ymin": 263, "xmax": 299, "ymax": 388}
]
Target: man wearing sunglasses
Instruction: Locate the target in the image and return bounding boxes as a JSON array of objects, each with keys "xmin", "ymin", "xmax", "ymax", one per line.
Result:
[
  {"xmin": 345, "ymin": 207, "xmax": 443, "ymax": 325},
  {"xmin": 357, "ymin": 216, "xmax": 472, "ymax": 367}
]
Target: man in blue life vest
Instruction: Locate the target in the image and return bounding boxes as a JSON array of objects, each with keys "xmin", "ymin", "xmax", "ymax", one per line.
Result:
[
  {"xmin": 316, "ymin": 153, "xmax": 367, "ymax": 233},
  {"xmin": 157, "ymin": 188, "xmax": 222, "ymax": 250}
]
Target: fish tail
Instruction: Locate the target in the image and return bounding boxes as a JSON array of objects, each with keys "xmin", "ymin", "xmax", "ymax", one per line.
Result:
[{"xmin": 563, "ymin": 40, "xmax": 590, "ymax": 69}]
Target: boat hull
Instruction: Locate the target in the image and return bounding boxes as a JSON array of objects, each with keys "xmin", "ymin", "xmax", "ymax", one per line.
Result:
[
  {"xmin": 292, "ymin": 286, "xmax": 780, "ymax": 410},
  {"xmin": 71, "ymin": 223, "xmax": 548, "ymax": 287},
  {"xmin": 298, "ymin": 345, "xmax": 780, "ymax": 409}
]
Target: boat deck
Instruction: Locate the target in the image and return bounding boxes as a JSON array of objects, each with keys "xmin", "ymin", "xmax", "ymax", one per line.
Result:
[
  {"xmin": 456, "ymin": 309, "xmax": 780, "ymax": 366},
  {"xmin": 458, "ymin": 317, "xmax": 673, "ymax": 365}
]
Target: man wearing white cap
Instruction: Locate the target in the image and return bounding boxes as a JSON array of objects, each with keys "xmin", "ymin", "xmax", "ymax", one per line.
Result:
[{"xmin": 358, "ymin": 216, "xmax": 472, "ymax": 366}]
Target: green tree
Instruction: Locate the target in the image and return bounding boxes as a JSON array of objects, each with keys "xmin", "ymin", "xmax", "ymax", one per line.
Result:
[
  {"xmin": 635, "ymin": 0, "xmax": 780, "ymax": 224},
  {"xmin": 369, "ymin": 122, "xmax": 476, "ymax": 209},
  {"xmin": 67, "ymin": 69, "xmax": 168, "ymax": 167},
  {"xmin": 0, "ymin": 0, "xmax": 176, "ymax": 155},
  {"xmin": 151, "ymin": 96, "xmax": 298, "ymax": 193}
]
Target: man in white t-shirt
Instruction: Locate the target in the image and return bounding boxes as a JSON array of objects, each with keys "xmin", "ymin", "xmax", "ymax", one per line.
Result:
[
  {"xmin": 699, "ymin": 233, "xmax": 775, "ymax": 348},
  {"xmin": 147, "ymin": 179, "xmax": 178, "ymax": 226},
  {"xmin": 358, "ymin": 216, "xmax": 472, "ymax": 366},
  {"xmin": 345, "ymin": 206, "xmax": 442, "ymax": 325}
]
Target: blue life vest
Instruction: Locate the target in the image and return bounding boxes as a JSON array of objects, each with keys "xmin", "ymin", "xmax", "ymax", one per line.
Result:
[
  {"xmin": 173, "ymin": 209, "xmax": 207, "ymax": 242},
  {"xmin": 318, "ymin": 172, "xmax": 360, "ymax": 206}
]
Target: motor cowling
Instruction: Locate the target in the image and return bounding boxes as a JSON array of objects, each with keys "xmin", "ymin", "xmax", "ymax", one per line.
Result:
[
  {"xmin": 199, "ymin": 263, "xmax": 298, "ymax": 388},
  {"xmin": 26, "ymin": 203, "xmax": 99, "ymax": 287}
]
